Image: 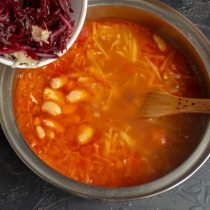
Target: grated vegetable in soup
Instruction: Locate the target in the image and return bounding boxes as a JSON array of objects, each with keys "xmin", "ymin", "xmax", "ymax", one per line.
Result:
[{"xmin": 14, "ymin": 20, "xmax": 203, "ymax": 187}]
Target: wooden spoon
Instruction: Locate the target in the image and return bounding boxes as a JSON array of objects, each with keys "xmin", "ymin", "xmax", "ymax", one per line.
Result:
[{"xmin": 138, "ymin": 92, "xmax": 210, "ymax": 118}]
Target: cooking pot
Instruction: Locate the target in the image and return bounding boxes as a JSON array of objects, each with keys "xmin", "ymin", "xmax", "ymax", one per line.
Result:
[{"xmin": 0, "ymin": 0, "xmax": 209, "ymax": 201}]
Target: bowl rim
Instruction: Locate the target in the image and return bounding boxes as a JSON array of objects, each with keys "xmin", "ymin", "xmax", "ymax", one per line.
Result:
[{"xmin": 0, "ymin": 0, "xmax": 210, "ymax": 201}]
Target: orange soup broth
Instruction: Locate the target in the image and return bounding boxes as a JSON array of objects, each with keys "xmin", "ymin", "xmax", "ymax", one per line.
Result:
[{"xmin": 15, "ymin": 20, "xmax": 203, "ymax": 187}]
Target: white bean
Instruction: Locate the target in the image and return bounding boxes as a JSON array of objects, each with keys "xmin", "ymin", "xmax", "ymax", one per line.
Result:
[
  {"xmin": 66, "ymin": 89, "xmax": 89, "ymax": 103},
  {"xmin": 43, "ymin": 88, "xmax": 65, "ymax": 105},
  {"xmin": 41, "ymin": 101, "xmax": 62, "ymax": 116},
  {"xmin": 77, "ymin": 125, "xmax": 94, "ymax": 145},
  {"xmin": 43, "ymin": 119, "xmax": 64, "ymax": 132},
  {"xmin": 153, "ymin": 33, "xmax": 167, "ymax": 52},
  {"xmin": 43, "ymin": 119, "xmax": 54, "ymax": 127},
  {"xmin": 36, "ymin": 126, "xmax": 45, "ymax": 139},
  {"xmin": 50, "ymin": 76, "xmax": 68, "ymax": 89}
]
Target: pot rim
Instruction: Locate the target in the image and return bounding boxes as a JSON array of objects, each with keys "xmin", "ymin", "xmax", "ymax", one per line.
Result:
[{"xmin": 0, "ymin": 0, "xmax": 210, "ymax": 201}]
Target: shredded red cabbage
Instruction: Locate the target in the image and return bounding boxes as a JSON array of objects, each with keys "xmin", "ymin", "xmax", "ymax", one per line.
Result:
[{"xmin": 0, "ymin": 0, "xmax": 74, "ymax": 60}]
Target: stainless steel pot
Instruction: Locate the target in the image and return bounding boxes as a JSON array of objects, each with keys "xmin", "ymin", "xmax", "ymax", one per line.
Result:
[{"xmin": 0, "ymin": 0, "xmax": 209, "ymax": 201}]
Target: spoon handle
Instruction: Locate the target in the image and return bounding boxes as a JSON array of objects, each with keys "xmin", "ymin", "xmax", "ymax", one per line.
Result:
[{"xmin": 177, "ymin": 97, "xmax": 210, "ymax": 114}]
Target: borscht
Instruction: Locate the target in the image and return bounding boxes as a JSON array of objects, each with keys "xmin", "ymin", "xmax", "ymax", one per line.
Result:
[{"xmin": 14, "ymin": 20, "xmax": 203, "ymax": 187}]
